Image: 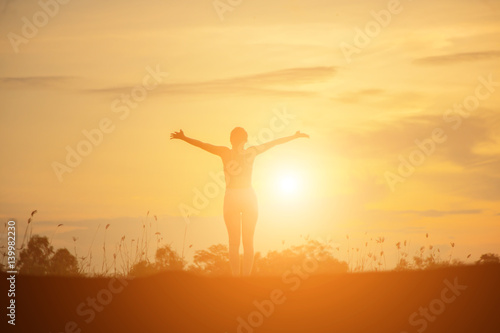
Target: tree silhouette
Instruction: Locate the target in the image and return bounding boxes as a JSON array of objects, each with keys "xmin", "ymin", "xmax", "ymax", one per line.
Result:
[
  {"xmin": 186, "ymin": 241, "xmax": 348, "ymax": 276},
  {"xmin": 129, "ymin": 260, "xmax": 158, "ymax": 277},
  {"xmin": 476, "ymin": 253, "xmax": 500, "ymax": 265},
  {"xmin": 19, "ymin": 235, "xmax": 54, "ymax": 275},
  {"xmin": 18, "ymin": 235, "xmax": 79, "ymax": 276},
  {"xmin": 255, "ymin": 239, "xmax": 348, "ymax": 276},
  {"xmin": 129, "ymin": 244, "xmax": 185, "ymax": 277},
  {"xmin": 156, "ymin": 245, "xmax": 185, "ymax": 271},
  {"xmin": 50, "ymin": 248, "xmax": 79, "ymax": 276},
  {"xmin": 190, "ymin": 244, "xmax": 231, "ymax": 276}
]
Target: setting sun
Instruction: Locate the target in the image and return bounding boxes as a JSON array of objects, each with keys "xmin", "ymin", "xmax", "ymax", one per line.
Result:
[{"xmin": 278, "ymin": 173, "xmax": 300, "ymax": 196}]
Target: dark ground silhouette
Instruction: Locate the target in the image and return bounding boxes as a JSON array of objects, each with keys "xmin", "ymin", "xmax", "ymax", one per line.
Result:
[{"xmin": 3, "ymin": 264, "xmax": 499, "ymax": 333}]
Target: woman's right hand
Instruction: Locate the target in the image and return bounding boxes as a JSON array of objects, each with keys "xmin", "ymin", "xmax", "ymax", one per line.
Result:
[
  {"xmin": 294, "ymin": 131, "xmax": 310, "ymax": 139},
  {"xmin": 170, "ymin": 129, "xmax": 186, "ymax": 140}
]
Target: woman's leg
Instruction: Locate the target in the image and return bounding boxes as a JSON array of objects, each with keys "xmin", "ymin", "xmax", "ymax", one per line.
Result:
[
  {"xmin": 224, "ymin": 192, "xmax": 241, "ymax": 276},
  {"xmin": 241, "ymin": 191, "xmax": 258, "ymax": 276}
]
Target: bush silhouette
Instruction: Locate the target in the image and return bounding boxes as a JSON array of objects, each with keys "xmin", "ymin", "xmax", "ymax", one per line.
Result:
[
  {"xmin": 18, "ymin": 235, "xmax": 78, "ymax": 276},
  {"xmin": 155, "ymin": 245, "xmax": 185, "ymax": 271},
  {"xmin": 255, "ymin": 239, "xmax": 348, "ymax": 276},
  {"xmin": 19, "ymin": 235, "xmax": 54, "ymax": 275},
  {"xmin": 50, "ymin": 248, "xmax": 79, "ymax": 276},
  {"xmin": 190, "ymin": 244, "xmax": 231, "ymax": 276},
  {"xmin": 476, "ymin": 253, "xmax": 500, "ymax": 265},
  {"xmin": 129, "ymin": 244, "xmax": 186, "ymax": 277}
]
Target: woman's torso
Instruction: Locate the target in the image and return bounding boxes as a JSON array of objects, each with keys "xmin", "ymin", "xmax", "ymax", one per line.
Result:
[{"xmin": 220, "ymin": 147, "xmax": 257, "ymax": 189}]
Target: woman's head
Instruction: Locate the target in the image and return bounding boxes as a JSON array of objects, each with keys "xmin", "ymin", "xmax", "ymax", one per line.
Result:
[{"xmin": 230, "ymin": 127, "xmax": 248, "ymax": 147}]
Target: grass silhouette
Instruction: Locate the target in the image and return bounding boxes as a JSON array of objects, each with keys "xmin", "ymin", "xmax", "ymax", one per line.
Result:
[{"xmin": 2, "ymin": 210, "xmax": 495, "ymax": 277}]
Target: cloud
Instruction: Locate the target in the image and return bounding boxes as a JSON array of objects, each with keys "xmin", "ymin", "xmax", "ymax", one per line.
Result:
[
  {"xmin": 332, "ymin": 89, "xmax": 426, "ymax": 110},
  {"xmin": 428, "ymin": 171, "xmax": 500, "ymax": 201},
  {"xmin": 327, "ymin": 108, "xmax": 500, "ymax": 200},
  {"xmin": 331, "ymin": 108, "xmax": 500, "ymax": 163},
  {"xmin": 86, "ymin": 66, "xmax": 336, "ymax": 97},
  {"xmin": 413, "ymin": 51, "xmax": 500, "ymax": 65},
  {"xmin": 363, "ymin": 225, "xmax": 426, "ymax": 235},
  {"xmin": 0, "ymin": 0, "xmax": 14, "ymax": 15},
  {"xmin": 333, "ymin": 89, "xmax": 385, "ymax": 104},
  {"xmin": 0, "ymin": 76, "xmax": 76, "ymax": 89},
  {"xmin": 222, "ymin": 66, "xmax": 336, "ymax": 86},
  {"xmin": 32, "ymin": 225, "xmax": 88, "ymax": 234},
  {"xmin": 395, "ymin": 209, "xmax": 483, "ymax": 217}
]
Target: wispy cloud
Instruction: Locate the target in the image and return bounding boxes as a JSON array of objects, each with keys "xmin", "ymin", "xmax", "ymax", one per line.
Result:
[
  {"xmin": 333, "ymin": 89, "xmax": 385, "ymax": 104},
  {"xmin": 0, "ymin": 76, "xmax": 77, "ymax": 89},
  {"xmin": 0, "ymin": 0, "xmax": 15, "ymax": 15},
  {"xmin": 86, "ymin": 66, "xmax": 336, "ymax": 97},
  {"xmin": 331, "ymin": 109, "xmax": 500, "ymax": 163},
  {"xmin": 328, "ymin": 109, "xmax": 500, "ymax": 200},
  {"xmin": 413, "ymin": 51, "xmax": 500, "ymax": 65},
  {"xmin": 331, "ymin": 89, "xmax": 426, "ymax": 110},
  {"xmin": 221, "ymin": 66, "xmax": 336, "ymax": 86},
  {"xmin": 395, "ymin": 209, "xmax": 483, "ymax": 217}
]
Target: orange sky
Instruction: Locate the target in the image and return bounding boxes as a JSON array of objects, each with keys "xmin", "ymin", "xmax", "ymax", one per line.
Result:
[{"xmin": 1, "ymin": 0, "xmax": 499, "ymax": 267}]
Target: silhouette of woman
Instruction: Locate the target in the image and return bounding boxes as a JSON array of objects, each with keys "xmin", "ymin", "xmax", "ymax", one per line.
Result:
[{"xmin": 170, "ymin": 127, "xmax": 309, "ymax": 276}]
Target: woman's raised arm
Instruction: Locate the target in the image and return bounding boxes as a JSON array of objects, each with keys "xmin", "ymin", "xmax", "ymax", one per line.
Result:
[
  {"xmin": 170, "ymin": 129, "xmax": 228, "ymax": 156},
  {"xmin": 251, "ymin": 131, "xmax": 309, "ymax": 155}
]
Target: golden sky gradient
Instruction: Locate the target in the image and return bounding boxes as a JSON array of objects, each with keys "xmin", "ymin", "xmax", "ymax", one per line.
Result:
[{"xmin": 1, "ymin": 0, "xmax": 499, "ymax": 266}]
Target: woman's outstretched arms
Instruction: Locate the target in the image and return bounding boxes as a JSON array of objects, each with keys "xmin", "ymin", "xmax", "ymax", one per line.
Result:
[
  {"xmin": 170, "ymin": 129, "xmax": 228, "ymax": 156},
  {"xmin": 251, "ymin": 131, "xmax": 309, "ymax": 155}
]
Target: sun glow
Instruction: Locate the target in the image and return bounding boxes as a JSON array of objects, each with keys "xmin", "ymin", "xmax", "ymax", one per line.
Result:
[
  {"xmin": 279, "ymin": 174, "xmax": 299, "ymax": 193},
  {"xmin": 277, "ymin": 172, "xmax": 302, "ymax": 197}
]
